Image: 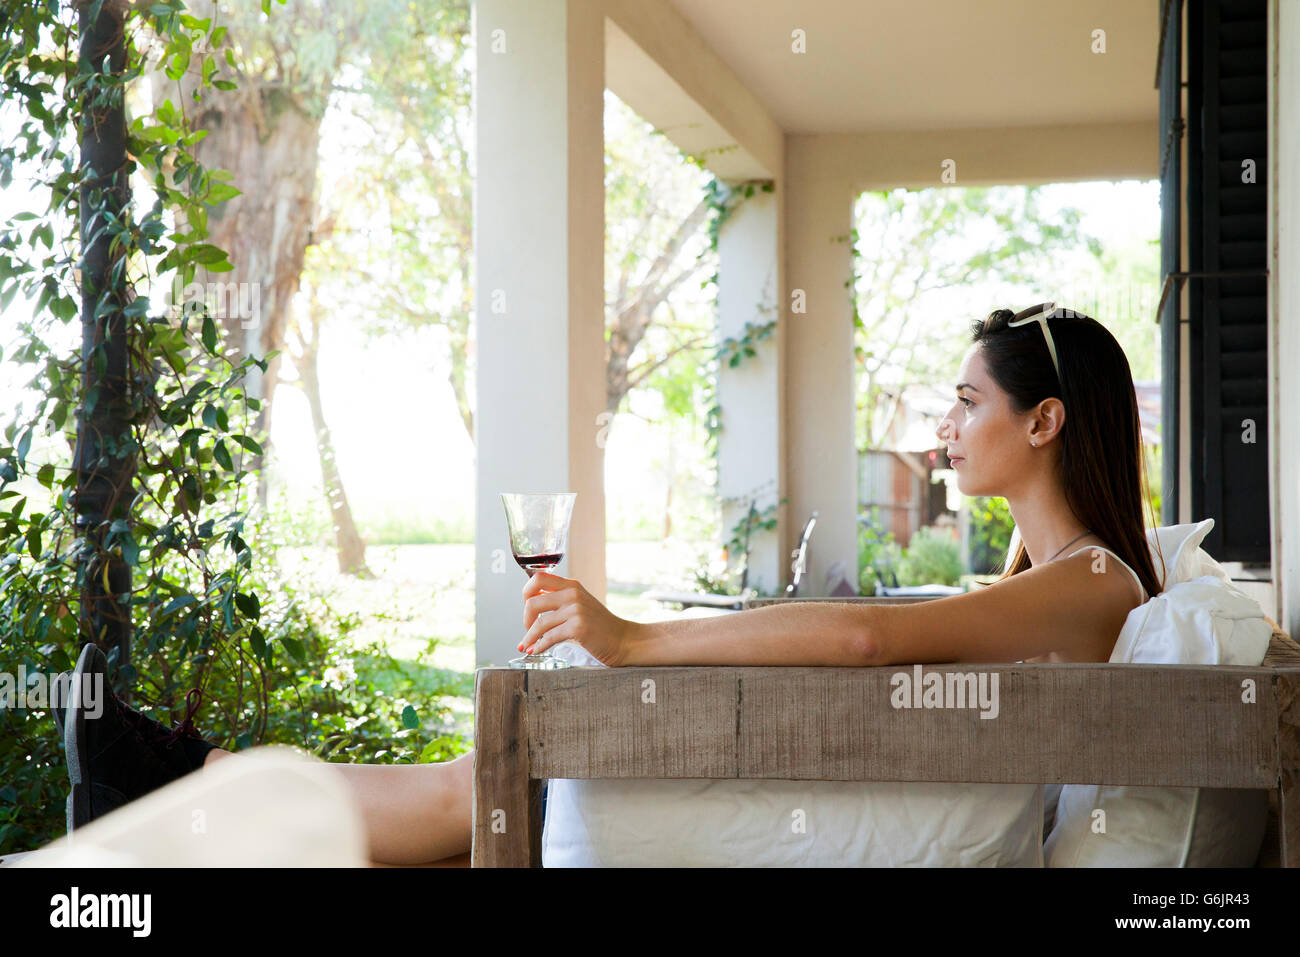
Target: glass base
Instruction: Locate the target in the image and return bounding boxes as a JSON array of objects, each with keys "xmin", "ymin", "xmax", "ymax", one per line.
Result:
[{"xmin": 508, "ymin": 652, "xmax": 569, "ymax": 670}]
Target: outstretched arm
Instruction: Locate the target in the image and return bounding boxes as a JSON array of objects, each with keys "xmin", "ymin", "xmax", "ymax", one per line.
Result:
[
  {"xmin": 520, "ymin": 571, "xmax": 869, "ymax": 667},
  {"xmin": 520, "ymin": 549, "xmax": 1138, "ymax": 668},
  {"xmin": 864, "ymin": 549, "xmax": 1140, "ymax": 665},
  {"xmin": 625, "ymin": 601, "xmax": 871, "ymax": 666}
]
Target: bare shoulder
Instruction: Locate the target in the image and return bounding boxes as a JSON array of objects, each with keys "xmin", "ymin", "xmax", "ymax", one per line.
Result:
[{"xmin": 869, "ymin": 550, "xmax": 1143, "ymax": 666}]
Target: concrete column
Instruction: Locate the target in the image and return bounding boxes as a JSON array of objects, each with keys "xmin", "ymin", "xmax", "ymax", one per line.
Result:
[
  {"xmin": 716, "ymin": 188, "xmax": 783, "ymax": 594},
  {"xmin": 1269, "ymin": 0, "xmax": 1300, "ymax": 636},
  {"xmin": 783, "ymin": 138, "xmax": 858, "ymax": 597},
  {"xmin": 473, "ymin": 0, "xmax": 606, "ymax": 667}
]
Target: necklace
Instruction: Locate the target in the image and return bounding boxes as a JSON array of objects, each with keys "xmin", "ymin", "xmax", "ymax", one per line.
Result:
[{"xmin": 1044, "ymin": 529, "xmax": 1094, "ymax": 564}]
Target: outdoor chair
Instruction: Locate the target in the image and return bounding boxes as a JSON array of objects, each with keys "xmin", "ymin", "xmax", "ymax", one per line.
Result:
[
  {"xmin": 471, "ymin": 594, "xmax": 1300, "ymax": 867},
  {"xmin": 642, "ymin": 507, "xmax": 818, "ymax": 611}
]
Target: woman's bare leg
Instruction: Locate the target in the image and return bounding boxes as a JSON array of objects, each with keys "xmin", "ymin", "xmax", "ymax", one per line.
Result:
[{"xmin": 204, "ymin": 747, "xmax": 474, "ymax": 865}]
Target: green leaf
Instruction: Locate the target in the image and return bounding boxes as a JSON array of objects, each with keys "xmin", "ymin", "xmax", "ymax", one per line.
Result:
[
  {"xmin": 50, "ymin": 295, "xmax": 77, "ymax": 322},
  {"xmin": 213, "ymin": 439, "xmax": 233, "ymax": 472},
  {"xmin": 401, "ymin": 705, "xmax": 419, "ymax": 730},
  {"xmin": 188, "ymin": 243, "xmax": 229, "ymax": 265},
  {"xmin": 231, "ymin": 435, "xmax": 263, "ymax": 455},
  {"xmin": 206, "ymin": 182, "xmax": 241, "ymax": 205},
  {"xmin": 25, "ymin": 526, "xmax": 40, "ymax": 561},
  {"xmin": 35, "ymin": 464, "xmax": 55, "ymax": 488},
  {"xmin": 282, "ymin": 636, "xmax": 306, "ymax": 664},
  {"xmin": 161, "ymin": 595, "xmax": 197, "ymax": 616},
  {"xmin": 120, "ymin": 532, "xmax": 139, "ymax": 566},
  {"xmin": 201, "ymin": 315, "xmax": 217, "ymax": 352},
  {"xmin": 165, "ymin": 49, "xmax": 190, "ymax": 81},
  {"xmin": 15, "ymin": 428, "xmax": 32, "ymax": 466},
  {"xmin": 234, "ymin": 591, "xmax": 260, "ymax": 620}
]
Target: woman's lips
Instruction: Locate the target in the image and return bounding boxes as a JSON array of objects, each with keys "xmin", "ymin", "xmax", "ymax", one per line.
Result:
[{"xmin": 948, "ymin": 456, "xmax": 965, "ymax": 466}]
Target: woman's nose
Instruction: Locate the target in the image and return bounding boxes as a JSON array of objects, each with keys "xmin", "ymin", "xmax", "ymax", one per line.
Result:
[{"xmin": 936, "ymin": 418, "xmax": 953, "ymax": 442}]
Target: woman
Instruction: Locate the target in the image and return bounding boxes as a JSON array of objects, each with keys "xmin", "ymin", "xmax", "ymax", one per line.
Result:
[{"xmin": 59, "ymin": 302, "xmax": 1164, "ymax": 865}]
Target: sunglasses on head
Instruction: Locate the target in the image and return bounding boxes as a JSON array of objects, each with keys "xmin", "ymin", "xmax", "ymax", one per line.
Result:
[{"xmin": 1007, "ymin": 302, "xmax": 1062, "ymax": 380}]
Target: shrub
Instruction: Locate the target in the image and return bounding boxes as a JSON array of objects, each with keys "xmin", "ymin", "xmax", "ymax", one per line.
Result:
[
  {"xmin": 968, "ymin": 496, "xmax": 1015, "ymax": 574},
  {"xmin": 896, "ymin": 526, "xmax": 962, "ymax": 587},
  {"xmin": 0, "ymin": 522, "xmax": 472, "ymax": 857},
  {"xmin": 858, "ymin": 512, "xmax": 903, "ymax": 594}
]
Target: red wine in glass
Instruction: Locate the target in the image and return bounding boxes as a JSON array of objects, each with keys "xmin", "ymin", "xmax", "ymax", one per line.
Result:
[
  {"xmin": 514, "ymin": 551, "xmax": 563, "ymax": 576},
  {"xmin": 501, "ymin": 492, "xmax": 576, "ymax": 670}
]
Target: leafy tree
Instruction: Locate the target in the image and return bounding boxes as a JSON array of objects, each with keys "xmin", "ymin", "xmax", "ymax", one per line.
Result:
[
  {"xmin": 851, "ymin": 186, "xmax": 1104, "ymax": 449},
  {"xmin": 604, "ymin": 95, "xmax": 719, "ymax": 421},
  {"xmin": 311, "ymin": 0, "xmax": 475, "ymax": 446},
  {"xmin": 170, "ymin": 0, "xmax": 471, "ymax": 573}
]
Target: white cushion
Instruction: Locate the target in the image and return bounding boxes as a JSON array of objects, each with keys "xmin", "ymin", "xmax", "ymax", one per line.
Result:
[
  {"xmin": 540, "ymin": 640, "xmax": 1044, "ymax": 867},
  {"xmin": 1040, "ymin": 519, "xmax": 1273, "ymax": 867}
]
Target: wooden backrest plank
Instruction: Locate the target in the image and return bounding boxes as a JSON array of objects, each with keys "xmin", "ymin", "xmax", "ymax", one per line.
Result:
[
  {"xmin": 475, "ymin": 627, "xmax": 1300, "ymax": 866},
  {"xmin": 520, "ymin": 662, "xmax": 1286, "ymax": 787}
]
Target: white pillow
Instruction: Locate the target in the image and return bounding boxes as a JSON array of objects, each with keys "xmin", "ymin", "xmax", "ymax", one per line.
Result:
[
  {"xmin": 1040, "ymin": 519, "xmax": 1273, "ymax": 867},
  {"xmin": 540, "ymin": 641, "xmax": 1044, "ymax": 867}
]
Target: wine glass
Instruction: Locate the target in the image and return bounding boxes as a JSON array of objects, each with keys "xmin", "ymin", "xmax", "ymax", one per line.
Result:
[{"xmin": 501, "ymin": 492, "xmax": 576, "ymax": 670}]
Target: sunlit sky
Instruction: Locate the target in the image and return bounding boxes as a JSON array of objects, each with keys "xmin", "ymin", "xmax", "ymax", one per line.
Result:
[{"xmin": 0, "ymin": 91, "xmax": 1159, "ymax": 540}]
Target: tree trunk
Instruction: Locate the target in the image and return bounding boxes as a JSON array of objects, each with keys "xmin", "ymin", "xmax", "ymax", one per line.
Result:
[
  {"xmin": 663, "ymin": 418, "xmax": 675, "ymax": 539},
  {"xmin": 185, "ymin": 84, "xmax": 324, "ymax": 505},
  {"xmin": 605, "ymin": 196, "xmax": 712, "ymax": 416},
  {"xmin": 296, "ymin": 339, "xmax": 372, "ymax": 578},
  {"xmin": 74, "ymin": 0, "xmax": 134, "ymax": 689},
  {"xmin": 450, "ymin": 258, "xmax": 474, "ymax": 452}
]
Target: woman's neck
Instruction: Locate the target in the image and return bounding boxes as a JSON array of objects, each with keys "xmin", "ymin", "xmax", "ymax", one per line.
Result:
[{"xmin": 1006, "ymin": 481, "xmax": 1095, "ymax": 567}]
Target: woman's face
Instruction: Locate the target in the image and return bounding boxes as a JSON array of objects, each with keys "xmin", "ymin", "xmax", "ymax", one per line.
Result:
[{"xmin": 936, "ymin": 345, "xmax": 1035, "ymax": 498}]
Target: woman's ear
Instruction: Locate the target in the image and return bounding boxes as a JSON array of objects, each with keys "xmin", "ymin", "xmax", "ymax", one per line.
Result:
[{"xmin": 1027, "ymin": 397, "xmax": 1066, "ymax": 447}]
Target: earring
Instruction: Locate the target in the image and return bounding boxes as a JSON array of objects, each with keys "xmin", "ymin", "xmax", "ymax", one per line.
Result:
[{"xmin": 1031, "ymin": 439, "xmax": 1038, "ymax": 447}]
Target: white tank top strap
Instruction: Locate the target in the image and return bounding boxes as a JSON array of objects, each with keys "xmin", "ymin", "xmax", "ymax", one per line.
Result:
[{"xmin": 1065, "ymin": 545, "xmax": 1147, "ymax": 604}]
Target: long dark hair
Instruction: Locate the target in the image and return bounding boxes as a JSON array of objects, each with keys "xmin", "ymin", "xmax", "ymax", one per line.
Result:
[{"xmin": 971, "ymin": 303, "xmax": 1165, "ymax": 599}]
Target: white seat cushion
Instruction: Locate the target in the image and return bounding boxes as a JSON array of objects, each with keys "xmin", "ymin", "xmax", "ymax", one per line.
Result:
[{"xmin": 540, "ymin": 640, "xmax": 1044, "ymax": 867}]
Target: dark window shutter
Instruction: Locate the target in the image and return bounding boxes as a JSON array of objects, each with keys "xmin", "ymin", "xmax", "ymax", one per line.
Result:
[
  {"xmin": 1157, "ymin": 0, "xmax": 1182, "ymax": 528},
  {"xmin": 1188, "ymin": 0, "xmax": 1270, "ymax": 563}
]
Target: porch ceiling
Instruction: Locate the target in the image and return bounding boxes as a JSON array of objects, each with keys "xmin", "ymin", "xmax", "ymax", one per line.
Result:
[{"xmin": 665, "ymin": 0, "xmax": 1159, "ymax": 135}]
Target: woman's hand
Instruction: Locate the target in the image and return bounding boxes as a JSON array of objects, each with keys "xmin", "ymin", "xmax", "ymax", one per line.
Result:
[{"xmin": 519, "ymin": 571, "xmax": 639, "ymax": 667}]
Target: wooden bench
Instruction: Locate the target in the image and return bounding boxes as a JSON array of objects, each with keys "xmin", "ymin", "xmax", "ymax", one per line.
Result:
[{"xmin": 472, "ymin": 595, "xmax": 1300, "ymax": 867}]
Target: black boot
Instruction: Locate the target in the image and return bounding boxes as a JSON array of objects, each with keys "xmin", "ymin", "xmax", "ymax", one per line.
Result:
[{"xmin": 61, "ymin": 643, "xmax": 221, "ymax": 831}]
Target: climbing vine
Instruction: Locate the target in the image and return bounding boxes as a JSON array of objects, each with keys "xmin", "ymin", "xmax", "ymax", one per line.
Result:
[
  {"xmin": 0, "ymin": 0, "xmax": 296, "ymax": 849},
  {"xmin": 682, "ymin": 167, "xmax": 782, "ymax": 587}
]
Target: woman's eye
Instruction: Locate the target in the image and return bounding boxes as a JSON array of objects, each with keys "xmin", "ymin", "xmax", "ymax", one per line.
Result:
[{"xmin": 959, "ymin": 397, "xmax": 973, "ymax": 408}]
